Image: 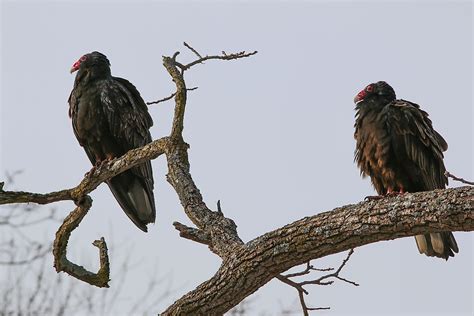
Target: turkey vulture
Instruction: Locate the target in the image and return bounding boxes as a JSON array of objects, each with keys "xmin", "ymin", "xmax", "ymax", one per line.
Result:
[
  {"xmin": 68, "ymin": 51, "xmax": 156, "ymax": 232},
  {"xmin": 353, "ymin": 81, "xmax": 458, "ymax": 260}
]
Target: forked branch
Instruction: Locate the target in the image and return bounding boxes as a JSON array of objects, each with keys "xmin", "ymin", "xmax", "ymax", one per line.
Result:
[{"xmin": 277, "ymin": 249, "xmax": 358, "ymax": 315}]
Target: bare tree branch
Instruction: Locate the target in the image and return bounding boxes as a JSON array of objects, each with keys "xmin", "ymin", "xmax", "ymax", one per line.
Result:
[
  {"xmin": 52, "ymin": 196, "xmax": 110, "ymax": 288},
  {"xmin": 155, "ymin": 48, "xmax": 473, "ymax": 314},
  {"xmin": 163, "ymin": 187, "xmax": 473, "ymax": 315},
  {"xmin": 0, "ymin": 138, "xmax": 168, "ymax": 206},
  {"xmin": 445, "ymin": 171, "xmax": 474, "ymax": 185},
  {"xmin": 146, "ymin": 87, "xmax": 198, "ymax": 106},
  {"xmin": 162, "ymin": 49, "xmax": 247, "ymax": 257},
  {"xmin": 276, "ymin": 249, "xmax": 358, "ymax": 315},
  {"xmin": 0, "ymin": 139, "xmax": 168, "ymax": 287},
  {"xmin": 182, "ymin": 50, "xmax": 257, "ymax": 71},
  {"xmin": 183, "ymin": 42, "xmax": 202, "ymax": 59},
  {"xmin": 172, "ymin": 42, "xmax": 257, "ymax": 73}
]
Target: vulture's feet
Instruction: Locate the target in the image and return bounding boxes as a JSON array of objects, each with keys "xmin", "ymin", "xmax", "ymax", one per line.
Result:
[
  {"xmin": 84, "ymin": 165, "xmax": 98, "ymax": 178},
  {"xmin": 364, "ymin": 190, "xmax": 405, "ymax": 201},
  {"xmin": 98, "ymin": 157, "xmax": 114, "ymax": 169},
  {"xmin": 84, "ymin": 157, "xmax": 114, "ymax": 178},
  {"xmin": 385, "ymin": 191, "xmax": 405, "ymax": 197}
]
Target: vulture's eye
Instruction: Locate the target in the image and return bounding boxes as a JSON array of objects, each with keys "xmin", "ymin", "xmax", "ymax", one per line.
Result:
[
  {"xmin": 366, "ymin": 85, "xmax": 374, "ymax": 93},
  {"xmin": 80, "ymin": 55, "xmax": 87, "ymax": 62}
]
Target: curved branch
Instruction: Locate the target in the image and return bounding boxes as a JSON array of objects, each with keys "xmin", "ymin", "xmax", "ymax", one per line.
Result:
[
  {"xmin": 0, "ymin": 138, "xmax": 168, "ymax": 287},
  {"xmin": 0, "ymin": 138, "xmax": 169, "ymax": 205},
  {"xmin": 53, "ymin": 196, "xmax": 110, "ymax": 288},
  {"xmin": 162, "ymin": 186, "xmax": 474, "ymax": 314}
]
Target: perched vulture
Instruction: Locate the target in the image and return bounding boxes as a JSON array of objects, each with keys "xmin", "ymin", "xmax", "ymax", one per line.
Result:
[
  {"xmin": 353, "ymin": 81, "xmax": 458, "ymax": 260},
  {"xmin": 68, "ymin": 51, "xmax": 156, "ymax": 232}
]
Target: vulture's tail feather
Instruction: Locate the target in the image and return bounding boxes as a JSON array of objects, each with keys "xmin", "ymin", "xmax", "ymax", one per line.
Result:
[
  {"xmin": 415, "ymin": 232, "xmax": 458, "ymax": 260},
  {"xmin": 107, "ymin": 171, "xmax": 156, "ymax": 232}
]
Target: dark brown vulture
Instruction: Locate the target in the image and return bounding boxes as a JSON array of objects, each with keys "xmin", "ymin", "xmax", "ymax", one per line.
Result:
[
  {"xmin": 353, "ymin": 81, "xmax": 458, "ymax": 260},
  {"xmin": 68, "ymin": 51, "xmax": 155, "ymax": 232}
]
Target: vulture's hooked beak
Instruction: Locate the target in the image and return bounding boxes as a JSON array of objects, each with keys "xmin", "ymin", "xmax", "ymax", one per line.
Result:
[
  {"xmin": 70, "ymin": 60, "xmax": 81, "ymax": 74},
  {"xmin": 354, "ymin": 90, "xmax": 366, "ymax": 104}
]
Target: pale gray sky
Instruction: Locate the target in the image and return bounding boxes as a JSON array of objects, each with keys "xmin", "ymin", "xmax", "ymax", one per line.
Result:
[{"xmin": 1, "ymin": 1, "xmax": 473, "ymax": 315}]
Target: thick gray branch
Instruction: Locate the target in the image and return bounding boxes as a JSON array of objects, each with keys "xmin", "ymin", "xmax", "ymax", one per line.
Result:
[
  {"xmin": 162, "ymin": 186, "xmax": 474, "ymax": 314},
  {"xmin": 158, "ymin": 48, "xmax": 473, "ymax": 313}
]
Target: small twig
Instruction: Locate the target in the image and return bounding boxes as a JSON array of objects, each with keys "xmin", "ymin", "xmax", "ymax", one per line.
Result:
[
  {"xmin": 183, "ymin": 42, "xmax": 203, "ymax": 59},
  {"xmin": 276, "ymin": 275, "xmax": 308, "ymax": 295},
  {"xmin": 147, "ymin": 87, "xmax": 198, "ymax": 105},
  {"xmin": 217, "ymin": 200, "xmax": 223, "ymax": 215},
  {"xmin": 277, "ymin": 249, "xmax": 358, "ymax": 314},
  {"xmin": 445, "ymin": 171, "xmax": 474, "ymax": 185},
  {"xmin": 283, "ymin": 262, "xmax": 334, "ymax": 278},
  {"xmin": 177, "ymin": 50, "xmax": 258, "ymax": 72}
]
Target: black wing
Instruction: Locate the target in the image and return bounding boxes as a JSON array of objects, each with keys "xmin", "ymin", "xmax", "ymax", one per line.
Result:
[
  {"xmin": 387, "ymin": 99, "xmax": 448, "ymax": 190},
  {"xmin": 387, "ymin": 100, "xmax": 457, "ymax": 259},
  {"xmin": 100, "ymin": 77, "xmax": 156, "ymax": 231}
]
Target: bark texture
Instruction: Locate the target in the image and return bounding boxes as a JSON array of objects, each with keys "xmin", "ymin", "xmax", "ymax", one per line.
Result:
[{"xmin": 162, "ymin": 186, "xmax": 474, "ymax": 315}]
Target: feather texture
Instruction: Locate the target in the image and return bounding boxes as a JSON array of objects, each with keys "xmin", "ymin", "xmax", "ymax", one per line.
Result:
[
  {"xmin": 354, "ymin": 81, "xmax": 458, "ymax": 259},
  {"xmin": 69, "ymin": 52, "xmax": 156, "ymax": 232}
]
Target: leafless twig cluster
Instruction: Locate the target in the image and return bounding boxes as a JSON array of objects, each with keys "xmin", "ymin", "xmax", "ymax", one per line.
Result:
[
  {"xmin": 277, "ymin": 249, "xmax": 359, "ymax": 315},
  {"xmin": 173, "ymin": 42, "xmax": 257, "ymax": 73}
]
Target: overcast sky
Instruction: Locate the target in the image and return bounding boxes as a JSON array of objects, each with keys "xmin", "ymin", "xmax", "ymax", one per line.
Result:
[{"xmin": 1, "ymin": 1, "xmax": 473, "ymax": 315}]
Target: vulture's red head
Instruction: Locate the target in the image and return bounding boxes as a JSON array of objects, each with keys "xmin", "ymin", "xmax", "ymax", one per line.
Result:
[
  {"xmin": 354, "ymin": 81, "xmax": 396, "ymax": 105},
  {"xmin": 70, "ymin": 51, "xmax": 111, "ymax": 75}
]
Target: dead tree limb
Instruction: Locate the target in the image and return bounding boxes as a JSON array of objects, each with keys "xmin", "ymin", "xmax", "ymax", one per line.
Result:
[
  {"xmin": 162, "ymin": 186, "xmax": 473, "ymax": 315},
  {"xmin": 53, "ymin": 196, "xmax": 110, "ymax": 288},
  {"xmin": 0, "ymin": 138, "xmax": 168, "ymax": 206}
]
